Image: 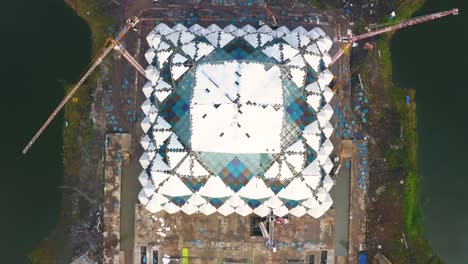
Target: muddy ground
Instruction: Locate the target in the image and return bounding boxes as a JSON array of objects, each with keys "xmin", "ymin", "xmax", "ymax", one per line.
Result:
[
  {"xmin": 350, "ymin": 45, "xmax": 409, "ymax": 263},
  {"xmin": 345, "ymin": 1, "xmax": 418, "ymax": 263}
]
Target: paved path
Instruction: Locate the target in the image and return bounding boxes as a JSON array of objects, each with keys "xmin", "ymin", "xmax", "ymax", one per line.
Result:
[
  {"xmin": 103, "ymin": 133, "xmax": 132, "ymax": 264},
  {"xmin": 120, "ymin": 156, "xmax": 141, "ymax": 264},
  {"xmin": 342, "ymin": 140, "xmax": 367, "ymax": 263},
  {"xmin": 331, "ymin": 157, "xmax": 350, "ymax": 257}
]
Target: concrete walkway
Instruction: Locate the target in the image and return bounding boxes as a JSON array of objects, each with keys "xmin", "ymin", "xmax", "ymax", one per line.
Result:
[
  {"xmin": 120, "ymin": 155, "xmax": 141, "ymax": 264},
  {"xmin": 331, "ymin": 157, "xmax": 350, "ymax": 257},
  {"xmin": 103, "ymin": 133, "xmax": 132, "ymax": 264}
]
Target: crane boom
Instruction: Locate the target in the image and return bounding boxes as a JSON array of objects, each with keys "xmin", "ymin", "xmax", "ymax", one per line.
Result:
[
  {"xmin": 113, "ymin": 42, "xmax": 147, "ymax": 76},
  {"xmin": 331, "ymin": 8, "xmax": 458, "ymax": 65},
  {"xmin": 262, "ymin": 3, "xmax": 278, "ymax": 28},
  {"xmin": 330, "ymin": 43, "xmax": 350, "ymax": 65},
  {"xmin": 22, "ymin": 17, "xmax": 141, "ymax": 154},
  {"xmin": 352, "ymin": 8, "xmax": 458, "ymax": 42},
  {"xmin": 22, "ymin": 45, "xmax": 114, "ymax": 155}
]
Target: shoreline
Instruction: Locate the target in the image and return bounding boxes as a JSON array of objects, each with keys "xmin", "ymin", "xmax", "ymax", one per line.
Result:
[
  {"xmin": 374, "ymin": 38, "xmax": 441, "ymax": 263},
  {"xmin": 358, "ymin": 0, "xmax": 442, "ymax": 262},
  {"xmin": 30, "ymin": 0, "xmax": 113, "ymax": 262}
]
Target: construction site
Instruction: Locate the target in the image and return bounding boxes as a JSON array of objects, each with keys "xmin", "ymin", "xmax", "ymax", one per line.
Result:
[{"xmin": 23, "ymin": 1, "xmax": 459, "ymax": 264}]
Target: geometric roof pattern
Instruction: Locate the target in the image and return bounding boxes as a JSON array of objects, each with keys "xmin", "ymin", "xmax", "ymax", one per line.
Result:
[{"xmin": 140, "ymin": 23, "xmax": 336, "ymax": 218}]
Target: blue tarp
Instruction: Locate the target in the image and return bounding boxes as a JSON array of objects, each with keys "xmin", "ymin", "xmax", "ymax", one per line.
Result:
[{"xmin": 359, "ymin": 252, "xmax": 367, "ymax": 264}]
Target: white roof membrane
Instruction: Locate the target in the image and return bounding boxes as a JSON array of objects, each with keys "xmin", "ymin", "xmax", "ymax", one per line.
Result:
[
  {"xmin": 317, "ymin": 36, "xmax": 333, "ymax": 53},
  {"xmin": 159, "ymin": 175, "xmax": 193, "ymax": 197},
  {"xmin": 273, "ymin": 205, "xmax": 289, "ymax": 217},
  {"xmin": 199, "ymin": 176, "xmax": 234, "ymax": 198},
  {"xmin": 200, "ymin": 203, "xmax": 217, "ymax": 215},
  {"xmin": 145, "ymin": 48, "xmax": 156, "ymax": 64},
  {"xmin": 289, "ymin": 205, "xmax": 307, "ymax": 217},
  {"xmin": 151, "ymin": 171, "xmax": 171, "ymax": 187},
  {"xmin": 187, "ymin": 192, "xmax": 207, "ymax": 206},
  {"xmin": 140, "ymin": 23, "xmax": 337, "ymax": 217},
  {"xmin": 264, "ymin": 161, "xmax": 280, "ymax": 179},
  {"xmin": 207, "ymin": 24, "xmax": 222, "ymax": 32},
  {"xmin": 231, "ymin": 28, "xmax": 247, "ymax": 37},
  {"xmin": 236, "ymin": 203, "xmax": 253, "ymax": 216},
  {"xmin": 154, "ymin": 23, "xmax": 173, "ymax": 35},
  {"xmin": 277, "ymin": 178, "xmax": 312, "ymax": 201},
  {"xmin": 254, "ymin": 203, "xmax": 271, "ymax": 217},
  {"xmin": 191, "ymin": 104, "xmax": 283, "ymax": 154},
  {"xmin": 138, "ymin": 189, "xmax": 150, "ymax": 205},
  {"xmin": 226, "ymin": 194, "xmax": 243, "ymax": 208},
  {"xmin": 304, "ymin": 53, "xmax": 321, "ymax": 72},
  {"xmin": 181, "ymin": 202, "xmax": 198, "ymax": 215},
  {"xmin": 266, "ymin": 195, "xmax": 283, "ymax": 209},
  {"xmin": 237, "ymin": 177, "xmax": 274, "ymax": 200},
  {"xmin": 223, "ymin": 24, "xmax": 238, "ymax": 33},
  {"xmin": 279, "ymin": 160, "xmax": 295, "ymax": 181},
  {"xmin": 163, "ymin": 202, "xmax": 181, "ymax": 214},
  {"xmin": 217, "ymin": 203, "xmax": 235, "ymax": 216},
  {"xmin": 189, "ymin": 24, "xmax": 203, "ymax": 33},
  {"xmin": 257, "ymin": 25, "xmax": 273, "ymax": 33},
  {"xmin": 138, "ymin": 170, "xmax": 150, "ymax": 186},
  {"xmin": 242, "ymin": 24, "xmax": 256, "ymax": 33}
]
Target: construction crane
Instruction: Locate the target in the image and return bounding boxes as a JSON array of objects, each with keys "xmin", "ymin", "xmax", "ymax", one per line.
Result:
[
  {"xmin": 22, "ymin": 16, "xmax": 147, "ymax": 154},
  {"xmin": 331, "ymin": 8, "xmax": 459, "ymax": 65},
  {"xmin": 261, "ymin": 2, "xmax": 278, "ymax": 29},
  {"xmin": 258, "ymin": 210, "xmax": 277, "ymax": 264},
  {"xmin": 113, "ymin": 41, "xmax": 147, "ymax": 76},
  {"xmin": 331, "ymin": 65, "xmax": 361, "ymax": 93}
]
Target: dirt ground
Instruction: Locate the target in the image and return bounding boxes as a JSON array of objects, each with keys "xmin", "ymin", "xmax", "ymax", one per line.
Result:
[
  {"xmin": 350, "ymin": 45, "xmax": 409, "ymax": 263},
  {"xmin": 342, "ymin": 0, "xmax": 394, "ymax": 24},
  {"xmin": 134, "ymin": 205, "xmax": 335, "ymax": 264}
]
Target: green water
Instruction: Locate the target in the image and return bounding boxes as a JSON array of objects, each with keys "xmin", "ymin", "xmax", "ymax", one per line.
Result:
[
  {"xmin": 0, "ymin": 0, "xmax": 91, "ymax": 262},
  {"xmin": 391, "ymin": 1, "xmax": 468, "ymax": 263}
]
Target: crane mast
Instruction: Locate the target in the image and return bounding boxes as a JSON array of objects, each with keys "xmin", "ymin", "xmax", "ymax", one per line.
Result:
[
  {"xmin": 262, "ymin": 3, "xmax": 278, "ymax": 28},
  {"xmin": 259, "ymin": 211, "xmax": 276, "ymax": 264},
  {"xmin": 22, "ymin": 16, "xmax": 145, "ymax": 154}
]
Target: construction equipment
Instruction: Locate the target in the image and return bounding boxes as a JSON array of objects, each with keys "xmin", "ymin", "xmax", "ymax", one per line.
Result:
[
  {"xmin": 259, "ymin": 210, "xmax": 276, "ymax": 251},
  {"xmin": 113, "ymin": 41, "xmax": 147, "ymax": 76},
  {"xmin": 259, "ymin": 210, "xmax": 276, "ymax": 264},
  {"xmin": 331, "ymin": 65, "xmax": 361, "ymax": 93},
  {"xmin": 22, "ymin": 16, "xmax": 146, "ymax": 154},
  {"xmin": 116, "ymin": 16, "xmax": 139, "ymax": 41},
  {"xmin": 262, "ymin": 2, "xmax": 278, "ymax": 29},
  {"xmin": 330, "ymin": 42, "xmax": 351, "ymax": 66},
  {"xmin": 331, "ymin": 8, "xmax": 459, "ymax": 65}
]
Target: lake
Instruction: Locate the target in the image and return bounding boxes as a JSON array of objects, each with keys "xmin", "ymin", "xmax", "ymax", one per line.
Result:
[
  {"xmin": 391, "ymin": 1, "xmax": 468, "ymax": 263},
  {"xmin": 0, "ymin": 0, "xmax": 90, "ymax": 262}
]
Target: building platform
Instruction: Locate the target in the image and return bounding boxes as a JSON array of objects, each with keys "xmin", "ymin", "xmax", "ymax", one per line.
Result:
[{"xmin": 134, "ymin": 204, "xmax": 335, "ymax": 264}]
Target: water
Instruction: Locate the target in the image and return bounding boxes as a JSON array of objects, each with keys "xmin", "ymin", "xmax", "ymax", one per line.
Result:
[
  {"xmin": 0, "ymin": 0, "xmax": 91, "ymax": 262},
  {"xmin": 391, "ymin": 1, "xmax": 468, "ymax": 263}
]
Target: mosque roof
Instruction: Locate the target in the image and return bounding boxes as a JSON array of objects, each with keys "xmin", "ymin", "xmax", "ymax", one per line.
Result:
[{"xmin": 139, "ymin": 23, "xmax": 337, "ymax": 218}]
